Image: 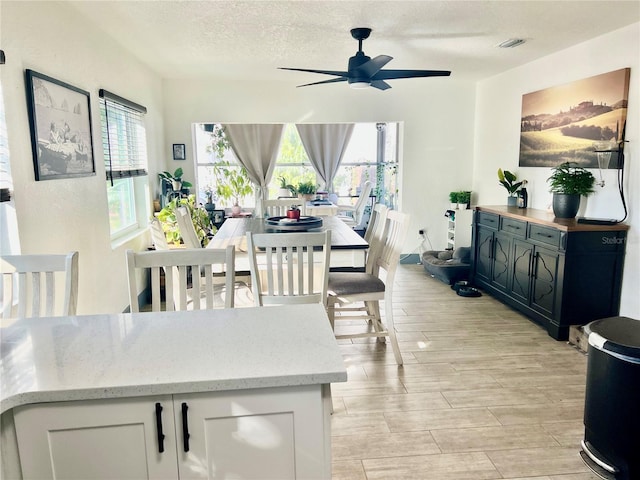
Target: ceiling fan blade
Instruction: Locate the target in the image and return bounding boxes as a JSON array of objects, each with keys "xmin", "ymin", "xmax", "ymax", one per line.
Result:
[
  {"xmin": 371, "ymin": 80, "xmax": 392, "ymax": 91},
  {"xmin": 279, "ymin": 67, "xmax": 348, "ymax": 78},
  {"xmin": 356, "ymin": 55, "xmax": 393, "ymax": 78},
  {"xmin": 280, "ymin": 28, "xmax": 453, "ymax": 90},
  {"xmin": 373, "ymin": 69, "xmax": 451, "ymax": 80},
  {"xmin": 296, "ymin": 77, "xmax": 349, "ymax": 88}
]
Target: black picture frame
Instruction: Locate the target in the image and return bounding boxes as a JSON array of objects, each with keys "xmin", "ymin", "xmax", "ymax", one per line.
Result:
[
  {"xmin": 211, "ymin": 209, "xmax": 226, "ymax": 228},
  {"xmin": 25, "ymin": 69, "xmax": 95, "ymax": 181},
  {"xmin": 173, "ymin": 143, "xmax": 186, "ymax": 160}
]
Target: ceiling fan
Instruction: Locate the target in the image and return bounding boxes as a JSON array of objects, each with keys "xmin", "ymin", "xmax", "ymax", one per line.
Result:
[{"xmin": 279, "ymin": 27, "xmax": 451, "ymax": 90}]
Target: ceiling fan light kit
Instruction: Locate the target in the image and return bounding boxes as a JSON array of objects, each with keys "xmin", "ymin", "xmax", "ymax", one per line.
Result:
[{"xmin": 280, "ymin": 27, "xmax": 451, "ymax": 90}]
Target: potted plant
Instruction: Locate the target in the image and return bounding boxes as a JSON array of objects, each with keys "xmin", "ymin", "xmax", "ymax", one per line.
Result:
[
  {"xmin": 457, "ymin": 191, "xmax": 471, "ymax": 210},
  {"xmin": 158, "ymin": 167, "xmax": 192, "ymax": 192},
  {"xmin": 213, "ymin": 161, "xmax": 254, "ymax": 215},
  {"xmin": 277, "ymin": 176, "xmax": 295, "ymax": 198},
  {"xmin": 156, "ymin": 194, "xmax": 212, "ymax": 246},
  {"xmin": 448, "ymin": 191, "xmax": 459, "ymax": 209},
  {"xmin": 497, "ymin": 169, "xmax": 523, "ymax": 206},
  {"xmin": 286, "ymin": 205, "xmax": 301, "ymax": 220},
  {"xmin": 295, "ymin": 181, "xmax": 317, "ymax": 201},
  {"xmin": 547, "ymin": 162, "xmax": 596, "ymax": 218},
  {"xmin": 204, "ymin": 186, "xmax": 216, "ymax": 212}
]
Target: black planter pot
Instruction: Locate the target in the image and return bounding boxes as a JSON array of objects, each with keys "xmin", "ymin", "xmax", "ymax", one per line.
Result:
[{"xmin": 552, "ymin": 193, "xmax": 581, "ymax": 218}]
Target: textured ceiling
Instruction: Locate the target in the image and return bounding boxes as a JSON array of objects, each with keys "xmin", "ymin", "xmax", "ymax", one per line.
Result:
[{"xmin": 67, "ymin": 0, "xmax": 640, "ymax": 85}]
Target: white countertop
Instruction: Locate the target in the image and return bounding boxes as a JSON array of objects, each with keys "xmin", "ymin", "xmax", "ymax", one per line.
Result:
[{"xmin": 0, "ymin": 304, "xmax": 347, "ymax": 413}]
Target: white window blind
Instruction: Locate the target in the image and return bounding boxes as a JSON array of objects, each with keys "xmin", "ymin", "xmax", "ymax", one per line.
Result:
[{"xmin": 99, "ymin": 89, "xmax": 148, "ymax": 182}]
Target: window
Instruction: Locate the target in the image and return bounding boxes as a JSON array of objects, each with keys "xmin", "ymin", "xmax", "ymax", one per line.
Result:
[
  {"xmin": 0, "ymin": 82, "xmax": 19, "ymax": 255},
  {"xmin": 193, "ymin": 122, "xmax": 398, "ymax": 210},
  {"xmin": 193, "ymin": 125, "xmax": 256, "ymax": 210},
  {"xmin": 334, "ymin": 123, "xmax": 398, "ymax": 208},
  {"xmin": 99, "ymin": 90, "xmax": 150, "ymax": 240},
  {"xmin": 269, "ymin": 124, "xmax": 316, "ymax": 198}
]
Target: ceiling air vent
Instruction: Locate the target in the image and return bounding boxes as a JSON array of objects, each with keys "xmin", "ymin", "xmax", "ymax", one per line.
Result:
[{"xmin": 497, "ymin": 38, "xmax": 526, "ymax": 48}]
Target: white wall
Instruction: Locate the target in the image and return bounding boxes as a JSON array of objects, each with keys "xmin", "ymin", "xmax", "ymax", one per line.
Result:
[
  {"xmin": 162, "ymin": 77, "xmax": 477, "ymax": 256},
  {"xmin": 5, "ymin": 1, "xmax": 635, "ymax": 318},
  {"xmin": 1, "ymin": 1, "xmax": 165, "ymax": 314},
  {"xmin": 473, "ymin": 23, "xmax": 640, "ymax": 318}
]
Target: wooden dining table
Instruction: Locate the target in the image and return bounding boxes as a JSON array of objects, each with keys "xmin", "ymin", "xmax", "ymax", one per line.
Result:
[{"xmin": 207, "ymin": 215, "xmax": 368, "ymax": 270}]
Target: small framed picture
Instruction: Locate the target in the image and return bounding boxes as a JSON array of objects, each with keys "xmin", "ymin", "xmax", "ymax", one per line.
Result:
[
  {"xmin": 212, "ymin": 209, "xmax": 225, "ymax": 227},
  {"xmin": 172, "ymin": 143, "xmax": 186, "ymax": 160}
]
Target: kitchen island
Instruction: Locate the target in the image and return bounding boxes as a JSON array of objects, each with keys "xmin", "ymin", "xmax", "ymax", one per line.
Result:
[{"xmin": 1, "ymin": 304, "xmax": 347, "ymax": 479}]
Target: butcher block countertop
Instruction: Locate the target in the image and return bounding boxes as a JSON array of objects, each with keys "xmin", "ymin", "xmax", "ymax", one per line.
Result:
[{"xmin": 475, "ymin": 206, "xmax": 630, "ymax": 232}]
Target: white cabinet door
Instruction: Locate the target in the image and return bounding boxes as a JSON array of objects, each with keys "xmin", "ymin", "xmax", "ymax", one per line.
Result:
[
  {"xmin": 13, "ymin": 396, "xmax": 179, "ymax": 480},
  {"xmin": 175, "ymin": 385, "xmax": 329, "ymax": 479}
]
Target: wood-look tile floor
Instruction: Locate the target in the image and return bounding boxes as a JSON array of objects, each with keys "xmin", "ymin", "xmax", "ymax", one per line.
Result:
[{"xmin": 330, "ymin": 264, "xmax": 598, "ymax": 480}]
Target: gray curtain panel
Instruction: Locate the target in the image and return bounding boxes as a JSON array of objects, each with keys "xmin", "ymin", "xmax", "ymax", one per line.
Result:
[
  {"xmin": 223, "ymin": 124, "xmax": 285, "ymax": 216},
  {"xmin": 295, "ymin": 124, "xmax": 354, "ymax": 192}
]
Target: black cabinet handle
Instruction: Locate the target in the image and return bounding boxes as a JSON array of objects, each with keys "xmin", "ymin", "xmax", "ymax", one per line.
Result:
[
  {"xmin": 181, "ymin": 402, "xmax": 190, "ymax": 452},
  {"xmin": 536, "ymin": 232, "xmax": 553, "ymax": 238},
  {"xmin": 155, "ymin": 402, "xmax": 165, "ymax": 453}
]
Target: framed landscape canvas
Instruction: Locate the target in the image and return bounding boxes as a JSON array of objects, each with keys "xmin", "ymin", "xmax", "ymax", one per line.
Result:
[
  {"xmin": 25, "ymin": 70, "xmax": 95, "ymax": 180},
  {"xmin": 519, "ymin": 68, "xmax": 630, "ymax": 168}
]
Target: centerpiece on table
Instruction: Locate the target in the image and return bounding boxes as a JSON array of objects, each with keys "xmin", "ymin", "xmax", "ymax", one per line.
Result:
[{"xmin": 286, "ymin": 205, "xmax": 301, "ymax": 220}]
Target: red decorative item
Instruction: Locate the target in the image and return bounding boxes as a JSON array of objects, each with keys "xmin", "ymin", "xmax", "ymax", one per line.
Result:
[{"xmin": 286, "ymin": 207, "xmax": 300, "ymax": 220}]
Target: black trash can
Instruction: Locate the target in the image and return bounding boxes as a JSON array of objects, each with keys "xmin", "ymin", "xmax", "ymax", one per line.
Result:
[{"xmin": 581, "ymin": 316, "xmax": 640, "ymax": 480}]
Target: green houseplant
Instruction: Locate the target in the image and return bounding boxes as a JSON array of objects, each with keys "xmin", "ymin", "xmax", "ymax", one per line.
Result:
[
  {"xmin": 213, "ymin": 161, "xmax": 254, "ymax": 212},
  {"xmin": 448, "ymin": 191, "xmax": 459, "ymax": 209},
  {"xmin": 547, "ymin": 162, "xmax": 596, "ymax": 218},
  {"xmin": 497, "ymin": 169, "xmax": 523, "ymax": 206},
  {"xmin": 156, "ymin": 194, "xmax": 212, "ymax": 246},
  {"xmin": 457, "ymin": 191, "xmax": 471, "ymax": 209},
  {"xmin": 295, "ymin": 181, "xmax": 317, "ymax": 200},
  {"xmin": 277, "ymin": 176, "xmax": 295, "ymax": 198},
  {"xmin": 158, "ymin": 167, "xmax": 192, "ymax": 192}
]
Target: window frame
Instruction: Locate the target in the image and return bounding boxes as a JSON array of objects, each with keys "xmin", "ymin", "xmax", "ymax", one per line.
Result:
[
  {"xmin": 193, "ymin": 122, "xmax": 399, "ymax": 211},
  {"xmin": 99, "ymin": 90, "xmax": 150, "ymax": 243}
]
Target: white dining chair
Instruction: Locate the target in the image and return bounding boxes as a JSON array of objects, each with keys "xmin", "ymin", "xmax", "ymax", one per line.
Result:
[
  {"xmin": 1, "ymin": 251, "xmax": 79, "ymax": 318},
  {"xmin": 149, "ymin": 218, "xmax": 170, "ymax": 250},
  {"xmin": 175, "ymin": 206, "xmax": 203, "ymax": 249},
  {"xmin": 126, "ymin": 247, "xmax": 237, "ymax": 312},
  {"xmin": 336, "ymin": 181, "xmax": 372, "ymax": 227},
  {"xmin": 327, "ymin": 210, "xmax": 409, "ymax": 365},
  {"xmin": 246, "ymin": 230, "xmax": 331, "ymax": 306},
  {"xmin": 347, "ymin": 202, "xmax": 388, "ymax": 273},
  {"xmin": 263, "ymin": 198, "xmax": 307, "ymax": 218},
  {"xmin": 364, "ymin": 203, "xmax": 388, "ymax": 245}
]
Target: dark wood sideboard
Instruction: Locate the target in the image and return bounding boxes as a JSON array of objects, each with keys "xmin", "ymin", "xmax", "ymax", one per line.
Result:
[{"xmin": 470, "ymin": 206, "xmax": 628, "ymax": 340}]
